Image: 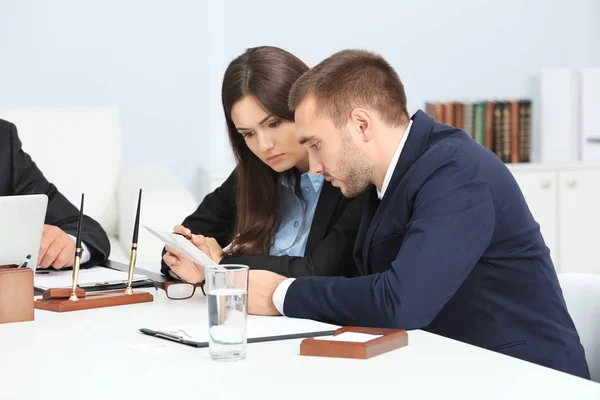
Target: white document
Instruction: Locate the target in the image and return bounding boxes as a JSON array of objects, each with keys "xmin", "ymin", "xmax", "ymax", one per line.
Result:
[
  {"xmin": 144, "ymin": 225, "xmax": 216, "ymax": 267},
  {"xmin": 154, "ymin": 316, "xmax": 339, "ymax": 343},
  {"xmin": 34, "ymin": 267, "xmax": 148, "ymax": 290},
  {"xmin": 317, "ymin": 332, "xmax": 382, "ymax": 342}
]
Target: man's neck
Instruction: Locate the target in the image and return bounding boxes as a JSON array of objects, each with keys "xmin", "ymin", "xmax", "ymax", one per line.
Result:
[{"xmin": 373, "ymin": 122, "xmax": 409, "ymax": 191}]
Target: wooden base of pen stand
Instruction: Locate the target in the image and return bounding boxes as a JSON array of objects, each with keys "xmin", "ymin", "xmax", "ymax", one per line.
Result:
[{"xmin": 34, "ymin": 289, "xmax": 153, "ymax": 312}]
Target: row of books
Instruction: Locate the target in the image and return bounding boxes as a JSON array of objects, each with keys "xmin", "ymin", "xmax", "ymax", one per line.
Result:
[{"xmin": 424, "ymin": 100, "xmax": 532, "ymax": 163}]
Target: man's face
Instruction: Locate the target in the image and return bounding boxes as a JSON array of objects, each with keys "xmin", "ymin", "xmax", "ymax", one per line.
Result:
[{"xmin": 295, "ymin": 95, "xmax": 372, "ymax": 197}]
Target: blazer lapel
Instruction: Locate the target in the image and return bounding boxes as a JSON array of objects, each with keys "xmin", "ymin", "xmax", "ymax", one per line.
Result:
[
  {"xmin": 361, "ymin": 110, "xmax": 435, "ymax": 272},
  {"xmin": 305, "ymin": 181, "xmax": 340, "ymax": 253},
  {"xmin": 354, "ymin": 187, "xmax": 380, "ymax": 275}
]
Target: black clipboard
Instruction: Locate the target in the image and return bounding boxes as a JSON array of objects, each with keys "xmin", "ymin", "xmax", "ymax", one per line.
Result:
[{"xmin": 139, "ymin": 327, "xmax": 337, "ymax": 348}]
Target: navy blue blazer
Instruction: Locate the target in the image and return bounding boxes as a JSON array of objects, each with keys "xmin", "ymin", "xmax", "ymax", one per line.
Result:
[{"xmin": 283, "ymin": 110, "xmax": 590, "ymax": 379}]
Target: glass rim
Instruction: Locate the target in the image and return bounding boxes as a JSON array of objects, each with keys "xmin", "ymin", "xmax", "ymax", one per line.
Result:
[{"xmin": 205, "ymin": 264, "xmax": 249, "ymax": 272}]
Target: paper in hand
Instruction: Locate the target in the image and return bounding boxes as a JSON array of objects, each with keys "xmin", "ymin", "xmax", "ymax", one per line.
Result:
[{"xmin": 144, "ymin": 225, "xmax": 217, "ymax": 267}]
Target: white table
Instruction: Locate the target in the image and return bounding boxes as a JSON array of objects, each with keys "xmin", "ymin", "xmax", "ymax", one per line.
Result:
[{"xmin": 1, "ymin": 276, "xmax": 599, "ymax": 399}]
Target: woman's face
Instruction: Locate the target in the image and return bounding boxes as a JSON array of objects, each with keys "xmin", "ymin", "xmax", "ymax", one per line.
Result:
[{"xmin": 230, "ymin": 96, "xmax": 308, "ymax": 173}]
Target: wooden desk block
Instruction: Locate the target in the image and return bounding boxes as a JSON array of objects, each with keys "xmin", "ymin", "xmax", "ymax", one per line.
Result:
[
  {"xmin": 300, "ymin": 326, "xmax": 408, "ymax": 359},
  {"xmin": 0, "ymin": 267, "xmax": 34, "ymax": 324},
  {"xmin": 34, "ymin": 290, "xmax": 153, "ymax": 312}
]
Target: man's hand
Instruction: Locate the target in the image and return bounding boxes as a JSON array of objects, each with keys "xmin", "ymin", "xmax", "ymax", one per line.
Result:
[
  {"xmin": 38, "ymin": 225, "xmax": 76, "ymax": 269},
  {"xmin": 248, "ymin": 270, "xmax": 287, "ymax": 316}
]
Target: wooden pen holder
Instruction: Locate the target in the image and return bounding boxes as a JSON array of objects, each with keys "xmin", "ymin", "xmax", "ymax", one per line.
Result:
[
  {"xmin": 34, "ymin": 288, "xmax": 153, "ymax": 312},
  {"xmin": 300, "ymin": 326, "xmax": 408, "ymax": 359},
  {"xmin": 0, "ymin": 266, "xmax": 34, "ymax": 324}
]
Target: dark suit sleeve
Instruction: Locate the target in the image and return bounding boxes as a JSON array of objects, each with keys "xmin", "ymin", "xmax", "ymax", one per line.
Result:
[
  {"xmin": 220, "ymin": 193, "xmax": 364, "ymax": 278},
  {"xmin": 160, "ymin": 170, "xmax": 237, "ymax": 277},
  {"xmin": 283, "ymin": 146, "xmax": 495, "ymax": 329},
  {"xmin": 8, "ymin": 123, "xmax": 110, "ymax": 267}
]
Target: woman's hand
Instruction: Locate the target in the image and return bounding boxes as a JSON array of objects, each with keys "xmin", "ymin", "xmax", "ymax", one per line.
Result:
[
  {"xmin": 162, "ymin": 225, "xmax": 205, "ymax": 283},
  {"xmin": 172, "ymin": 225, "xmax": 225, "ymax": 264},
  {"xmin": 190, "ymin": 235, "xmax": 225, "ymax": 264}
]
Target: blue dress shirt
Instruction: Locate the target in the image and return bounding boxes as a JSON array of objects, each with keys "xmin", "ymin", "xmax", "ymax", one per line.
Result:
[{"xmin": 270, "ymin": 172, "xmax": 325, "ymax": 257}]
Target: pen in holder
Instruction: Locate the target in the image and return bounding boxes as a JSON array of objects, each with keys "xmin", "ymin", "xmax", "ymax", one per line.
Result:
[
  {"xmin": 69, "ymin": 193, "xmax": 85, "ymax": 302},
  {"xmin": 34, "ymin": 191, "xmax": 153, "ymax": 312},
  {"xmin": 124, "ymin": 189, "xmax": 142, "ymax": 295}
]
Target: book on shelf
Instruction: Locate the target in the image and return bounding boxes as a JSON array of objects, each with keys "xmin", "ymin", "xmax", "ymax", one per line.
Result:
[{"xmin": 424, "ymin": 99, "xmax": 532, "ymax": 164}]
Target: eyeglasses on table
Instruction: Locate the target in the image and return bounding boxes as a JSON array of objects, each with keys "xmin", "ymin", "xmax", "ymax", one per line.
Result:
[{"xmin": 153, "ymin": 280, "xmax": 205, "ymax": 299}]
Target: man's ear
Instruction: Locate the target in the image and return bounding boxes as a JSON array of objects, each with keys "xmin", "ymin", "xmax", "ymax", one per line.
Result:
[{"xmin": 350, "ymin": 108, "xmax": 374, "ymax": 142}]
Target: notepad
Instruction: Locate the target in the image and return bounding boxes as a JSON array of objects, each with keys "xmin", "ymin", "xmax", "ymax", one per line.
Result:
[
  {"xmin": 141, "ymin": 316, "xmax": 340, "ymax": 347},
  {"xmin": 34, "ymin": 267, "xmax": 149, "ymax": 290}
]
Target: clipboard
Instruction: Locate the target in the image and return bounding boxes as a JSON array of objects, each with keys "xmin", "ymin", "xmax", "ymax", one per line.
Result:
[
  {"xmin": 139, "ymin": 317, "xmax": 340, "ymax": 348},
  {"xmin": 139, "ymin": 327, "xmax": 337, "ymax": 348}
]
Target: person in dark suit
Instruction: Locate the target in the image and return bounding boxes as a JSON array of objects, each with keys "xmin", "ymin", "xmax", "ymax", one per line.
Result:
[
  {"xmin": 0, "ymin": 119, "xmax": 110, "ymax": 268},
  {"xmin": 246, "ymin": 49, "xmax": 590, "ymax": 379},
  {"xmin": 161, "ymin": 46, "xmax": 365, "ymax": 283}
]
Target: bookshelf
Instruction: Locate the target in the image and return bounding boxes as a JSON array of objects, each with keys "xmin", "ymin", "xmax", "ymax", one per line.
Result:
[{"xmin": 424, "ymin": 99, "xmax": 532, "ymax": 164}]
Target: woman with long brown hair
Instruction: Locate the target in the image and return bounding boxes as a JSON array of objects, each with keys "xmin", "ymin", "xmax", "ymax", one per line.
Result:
[{"xmin": 161, "ymin": 46, "xmax": 365, "ymax": 283}]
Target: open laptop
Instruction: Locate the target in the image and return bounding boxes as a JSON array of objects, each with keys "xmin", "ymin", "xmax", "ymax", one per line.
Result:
[{"xmin": 0, "ymin": 194, "xmax": 48, "ymax": 272}]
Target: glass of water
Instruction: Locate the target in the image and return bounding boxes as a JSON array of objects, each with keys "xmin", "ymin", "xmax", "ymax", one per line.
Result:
[{"xmin": 204, "ymin": 264, "xmax": 249, "ymax": 361}]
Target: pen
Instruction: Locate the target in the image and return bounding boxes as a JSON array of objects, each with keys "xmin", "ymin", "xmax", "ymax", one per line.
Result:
[
  {"xmin": 18, "ymin": 254, "xmax": 31, "ymax": 268},
  {"xmin": 125, "ymin": 189, "xmax": 142, "ymax": 295},
  {"xmin": 69, "ymin": 193, "xmax": 85, "ymax": 301},
  {"xmin": 173, "ymin": 231, "xmax": 192, "ymax": 241}
]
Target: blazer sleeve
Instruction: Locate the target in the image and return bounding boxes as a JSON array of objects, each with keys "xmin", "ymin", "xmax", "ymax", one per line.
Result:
[
  {"xmin": 282, "ymin": 146, "xmax": 496, "ymax": 329},
  {"xmin": 160, "ymin": 170, "xmax": 237, "ymax": 277},
  {"xmin": 8, "ymin": 123, "xmax": 111, "ymax": 267},
  {"xmin": 220, "ymin": 192, "xmax": 365, "ymax": 278}
]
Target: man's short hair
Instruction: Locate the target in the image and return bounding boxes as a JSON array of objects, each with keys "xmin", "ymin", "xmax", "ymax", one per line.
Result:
[{"xmin": 288, "ymin": 49, "xmax": 409, "ymax": 128}]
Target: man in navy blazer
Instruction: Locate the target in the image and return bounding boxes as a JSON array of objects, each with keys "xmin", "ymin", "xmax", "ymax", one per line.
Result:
[{"xmin": 246, "ymin": 49, "xmax": 589, "ymax": 379}]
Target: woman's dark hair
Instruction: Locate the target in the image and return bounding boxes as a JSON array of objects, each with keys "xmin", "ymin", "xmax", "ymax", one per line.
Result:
[{"xmin": 221, "ymin": 46, "xmax": 309, "ymax": 256}]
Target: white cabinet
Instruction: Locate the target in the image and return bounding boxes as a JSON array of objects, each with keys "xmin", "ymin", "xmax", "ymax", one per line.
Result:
[
  {"xmin": 509, "ymin": 164, "xmax": 600, "ymax": 275},
  {"xmin": 511, "ymin": 171, "xmax": 558, "ymax": 267},
  {"xmin": 558, "ymin": 169, "xmax": 600, "ymax": 274}
]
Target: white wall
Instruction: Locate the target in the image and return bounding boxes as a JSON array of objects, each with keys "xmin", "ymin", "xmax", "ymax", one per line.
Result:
[
  {"xmin": 220, "ymin": 0, "xmax": 600, "ymax": 167},
  {"xmin": 0, "ymin": 0, "xmax": 214, "ymax": 198},
  {"xmin": 1, "ymin": 0, "xmax": 598, "ymax": 200}
]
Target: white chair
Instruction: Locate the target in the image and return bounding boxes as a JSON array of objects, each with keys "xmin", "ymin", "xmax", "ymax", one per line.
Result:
[
  {"xmin": 0, "ymin": 106, "xmax": 199, "ymax": 272},
  {"xmin": 557, "ymin": 272, "xmax": 600, "ymax": 382}
]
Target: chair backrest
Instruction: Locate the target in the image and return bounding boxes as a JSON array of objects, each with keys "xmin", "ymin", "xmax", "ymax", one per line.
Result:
[
  {"xmin": 558, "ymin": 272, "xmax": 600, "ymax": 382},
  {"xmin": 0, "ymin": 107, "xmax": 121, "ymax": 236}
]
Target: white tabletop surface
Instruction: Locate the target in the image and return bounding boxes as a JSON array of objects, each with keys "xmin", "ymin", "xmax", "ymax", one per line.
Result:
[{"xmin": 1, "ymin": 267, "xmax": 599, "ymax": 399}]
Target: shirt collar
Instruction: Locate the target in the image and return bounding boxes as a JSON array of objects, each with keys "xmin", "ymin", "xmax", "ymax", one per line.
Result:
[
  {"xmin": 377, "ymin": 119, "xmax": 413, "ymax": 200},
  {"xmin": 282, "ymin": 171, "xmax": 324, "ymax": 193}
]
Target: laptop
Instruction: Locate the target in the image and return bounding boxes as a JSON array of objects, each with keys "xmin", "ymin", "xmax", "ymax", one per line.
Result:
[{"xmin": 0, "ymin": 194, "xmax": 48, "ymax": 272}]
